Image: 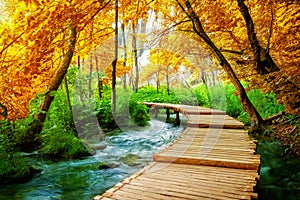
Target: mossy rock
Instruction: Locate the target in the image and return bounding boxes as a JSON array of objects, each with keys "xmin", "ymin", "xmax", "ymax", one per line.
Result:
[
  {"xmin": 98, "ymin": 162, "xmax": 119, "ymax": 170},
  {"xmin": 118, "ymin": 153, "xmax": 141, "ymax": 166},
  {"xmin": 0, "ymin": 165, "xmax": 42, "ymax": 185}
]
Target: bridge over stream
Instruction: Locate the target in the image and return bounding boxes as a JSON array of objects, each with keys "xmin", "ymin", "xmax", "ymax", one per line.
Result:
[{"xmin": 94, "ymin": 103, "xmax": 260, "ymax": 200}]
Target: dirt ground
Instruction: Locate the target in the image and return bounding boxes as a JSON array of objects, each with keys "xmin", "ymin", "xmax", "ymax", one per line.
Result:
[{"xmin": 268, "ymin": 115, "xmax": 300, "ymax": 157}]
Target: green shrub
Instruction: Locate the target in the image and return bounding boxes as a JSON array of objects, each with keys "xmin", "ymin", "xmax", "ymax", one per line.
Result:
[
  {"xmin": 191, "ymin": 84, "xmax": 285, "ymax": 125},
  {"xmin": 191, "ymin": 84, "xmax": 210, "ymax": 106},
  {"xmin": 129, "ymin": 102, "xmax": 150, "ymax": 126},
  {"xmin": 208, "ymin": 85, "xmax": 226, "ymax": 110},
  {"xmin": 247, "ymin": 89, "xmax": 285, "ymax": 118},
  {"xmin": 0, "ymin": 120, "xmax": 34, "ymax": 184},
  {"xmin": 40, "ymin": 90, "xmax": 90, "ymax": 159},
  {"xmin": 40, "ymin": 128, "xmax": 90, "ymax": 159},
  {"xmin": 95, "ymin": 99, "xmax": 117, "ymax": 131},
  {"xmin": 224, "ymin": 84, "xmax": 243, "ymax": 118}
]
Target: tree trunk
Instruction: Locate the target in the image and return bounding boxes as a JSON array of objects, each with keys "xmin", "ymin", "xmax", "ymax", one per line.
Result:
[
  {"xmin": 26, "ymin": 25, "xmax": 77, "ymax": 144},
  {"xmin": 95, "ymin": 54, "xmax": 102, "ymax": 100},
  {"xmin": 89, "ymin": 54, "xmax": 93, "ymax": 98},
  {"xmin": 121, "ymin": 22, "xmax": 127, "ymax": 89},
  {"xmin": 179, "ymin": 0, "xmax": 263, "ymax": 126},
  {"xmin": 64, "ymin": 76, "xmax": 72, "ymax": 115},
  {"xmin": 201, "ymin": 71, "xmax": 207, "ymax": 87},
  {"xmin": 77, "ymin": 55, "xmax": 80, "ymax": 70},
  {"xmin": 111, "ymin": 0, "xmax": 118, "ymax": 114},
  {"xmin": 166, "ymin": 66, "xmax": 170, "ymax": 95},
  {"xmin": 156, "ymin": 72, "xmax": 160, "ymax": 93},
  {"xmin": 237, "ymin": 0, "xmax": 280, "ymax": 75},
  {"xmin": 132, "ymin": 22, "xmax": 139, "ymax": 93}
]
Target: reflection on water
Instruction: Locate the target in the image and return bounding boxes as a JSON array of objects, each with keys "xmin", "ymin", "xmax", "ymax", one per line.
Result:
[{"xmin": 0, "ymin": 120, "xmax": 183, "ymax": 200}]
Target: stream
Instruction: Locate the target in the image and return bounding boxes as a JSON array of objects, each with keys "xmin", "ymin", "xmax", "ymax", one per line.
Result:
[
  {"xmin": 0, "ymin": 120, "xmax": 183, "ymax": 200},
  {"xmin": 257, "ymin": 140, "xmax": 300, "ymax": 200},
  {"xmin": 0, "ymin": 119, "xmax": 299, "ymax": 200}
]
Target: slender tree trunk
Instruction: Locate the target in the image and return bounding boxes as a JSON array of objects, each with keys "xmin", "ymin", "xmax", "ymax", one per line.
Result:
[
  {"xmin": 121, "ymin": 22, "xmax": 127, "ymax": 89},
  {"xmin": 132, "ymin": 22, "xmax": 139, "ymax": 93},
  {"xmin": 156, "ymin": 72, "xmax": 160, "ymax": 93},
  {"xmin": 211, "ymin": 71, "xmax": 216, "ymax": 86},
  {"xmin": 31, "ymin": 25, "xmax": 77, "ymax": 137},
  {"xmin": 89, "ymin": 54, "xmax": 93, "ymax": 98},
  {"xmin": 237, "ymin": 0, "xmax": 279, "ymax": 75},
  {"xmin": 64, "ymin": 77, "xmax": 72, "ymax": 115},
  {"xmin": 112, "ymin": 0, "xmax": 118, "ymax": 114},
  {"xmin": 201, "ymin": 71, "xmax": 207, "ymax": 87},
  {"xmin": 95, "ymin": 54, "xmax": 102, "ymax": 100},
  {"xmin": 166, "ymin": 66, "xmax": 170, "ymax": 95},
  {"xmin": 179, "ymin": 0, "xmax": 263, "ymax": 126},
  {"xmin": 77, "ymin": 55, "xmax": 80, "ymax": 70}
]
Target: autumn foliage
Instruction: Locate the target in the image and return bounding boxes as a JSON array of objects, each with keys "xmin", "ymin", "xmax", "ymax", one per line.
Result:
[{"xmin": 0, "ymin": 0, "xmax": 299, "ymax": 121}]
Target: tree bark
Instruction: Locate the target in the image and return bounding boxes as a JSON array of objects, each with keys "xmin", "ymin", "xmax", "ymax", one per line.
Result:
[
  {"xmin": 89, "ymin": 54, "xmax": 93, "ymax": 98},
  {"xmin": 36, "ymin": 25, "xmax": 77, "ymax": 126},
  {"xmin": 179, "ymin": 0, "xmax": 263, "ymax": 126},
  {"xmin": 95, "ymin": 54, "xmax": 102, "ymax": 100},
  {"xmin": 121, "ymin": 22, "xmax": 128, "ymax": 89},
  {"xmin": 237, "ymin": 0, "xmax": 280, "ymax": 75},
  {"xmin": 77, "ymin": 55, "xmax": 80, "ymax": 70},
  {"xmin": 23, "ymin": 25, "xmax": 77, "ymax": 148},
  {"xmin": 156, "ymin": 72, "xmax": 160, "ymax": 93},
  {"xmin": 166, "ymin": 66, "xmax": 170, "ymax": 95},
  {"xmin": 64, "ymin": 76, "xmax": 72, "ymax": 115},
  {"xmin": 132, "ymin": 22, "xmax": 139, "ymax": 93},
  {"xmin": 111, "ymin": 0, "xmax": 118, "ymax": 114}
]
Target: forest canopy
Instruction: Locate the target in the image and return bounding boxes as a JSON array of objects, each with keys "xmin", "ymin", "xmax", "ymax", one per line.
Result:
[{"xmin": 0, "ymin": 0, "xmax": 299, "ymax": 121}]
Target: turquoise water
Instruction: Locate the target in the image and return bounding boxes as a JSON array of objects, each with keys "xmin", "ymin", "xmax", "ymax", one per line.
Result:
[
  {"xmin": 1, "ymin": 120, "xmax": 299, "ymax": 200},
  {"xmin": 257, "ymin": 140, "xmax": 300, "ymax": 200},
  {"xmin": 0, "ymin": 120, "xmax": 183, "ymax": 200}
]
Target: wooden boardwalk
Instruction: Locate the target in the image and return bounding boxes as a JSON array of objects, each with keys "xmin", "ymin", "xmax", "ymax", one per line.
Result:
[{"xmin": 94, "ymin": 103, "xmax": 260, "ymax": 200}]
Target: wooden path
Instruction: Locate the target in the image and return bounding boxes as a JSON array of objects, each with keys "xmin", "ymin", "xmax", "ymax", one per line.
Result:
[{"xmin": 94, "ymin": 103, "xmax": 260, "ymax": 200}]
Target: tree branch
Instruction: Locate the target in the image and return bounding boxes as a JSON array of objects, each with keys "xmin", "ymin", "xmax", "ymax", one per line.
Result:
[
  {"xmin": 266, "ymin": 0, "xmax": 274, "ymax": 53},
  {"xmin": 78, "ymin": 0, "xmax": 111, "ymax": 32},
  {"xmin": 220, "ymin": 48, "xmax": 244, "ymax": 55}
]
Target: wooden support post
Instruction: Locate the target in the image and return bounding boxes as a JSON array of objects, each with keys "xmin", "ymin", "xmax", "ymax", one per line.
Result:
[
  {"xmin": 166, "ymin": 108, "xmax": 170, "ymax": 123},
  {"xmin": 175, "ymin": 111, "xmax": 180, "ymax": 126},
  {"xmin": 155, "ymin": 107, "xmax": 158, "ymax": 118}
]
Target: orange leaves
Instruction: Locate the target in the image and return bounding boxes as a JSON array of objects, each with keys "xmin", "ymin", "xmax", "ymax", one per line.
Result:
[{"xmin": 0, "ymin": 0, "xmax": 116, "ymax": 120}]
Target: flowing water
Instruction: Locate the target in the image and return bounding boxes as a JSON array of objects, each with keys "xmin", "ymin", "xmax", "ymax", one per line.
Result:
[
  {"xmin": 0, "ymin": 120, "xmax": 183, "ymax": 200},
  {"xmin": 1, "ymin": 119, "xmax": 299, "ymax": 200}
]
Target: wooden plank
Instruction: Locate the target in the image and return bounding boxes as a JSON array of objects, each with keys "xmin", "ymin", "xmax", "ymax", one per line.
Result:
[
  {"xmin": 129, "ymin": 177, "xmax": 254, "ymax": 199},
  {"xmin": 153, "ymin": 154, "xmax": 260, "ymax": 170},
  {"xmin": 123, "ymin": 181, "xmax": 251, "ymax": 200},
  {"xmin": 95, "ymin": 103, "xmax": 259, "ymax": 200},
  {"xmin": 156, "ymin": 151, "xmax": 260, "ymax": 164}
]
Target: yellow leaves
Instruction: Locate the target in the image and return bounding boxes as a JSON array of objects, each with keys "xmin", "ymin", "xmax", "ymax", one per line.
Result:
[
  {"xmin": 105, "ymin": 59, "xmax": 131, "ymax": 79},
  {"xmin": 149, "ymin": 49, "xmax": 191, "ymax": 73}
]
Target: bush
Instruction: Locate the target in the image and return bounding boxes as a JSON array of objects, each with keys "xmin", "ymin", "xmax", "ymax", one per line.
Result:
[
  {"xmin": 40, "ymin": 90, "xmax": 91, "ymax": 159},
  {"xmin": 247, "ymin": 89, "xmax": 285, "ymax": 118},
  {"xmin": 0, "ymin": 120, "xmax": 35, "ymax": 184},
  {"xmin": 223, "ymin": 84, "xmax": 244, "ymax": 118},
  {"xmin": 95, "ymin": 99, "xmax": 118, "ymax": 131},
  {"xmin": 190, "ymin": 83, "xmax": 285, "ymax": 125},
  {"xmin": 129, "ymin": 102, "xmax": 150, "ymax": 126},
  {"xmin": 191, "ymin": 84, "xmax": 210, "ymax": 106},
  {"xmin": 40, "ymin": 128, "xmax": 90, "ymax": 159}
]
